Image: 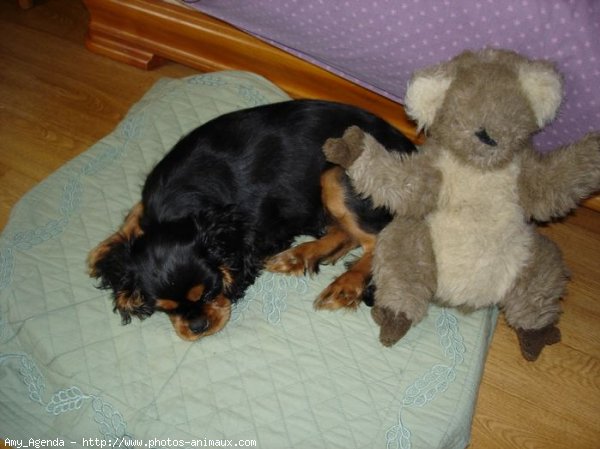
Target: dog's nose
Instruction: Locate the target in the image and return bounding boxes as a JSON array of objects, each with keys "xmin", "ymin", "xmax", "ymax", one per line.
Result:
[{"xmin": 189, "ymin": 317, "xmax": 210, "ymax": 334}]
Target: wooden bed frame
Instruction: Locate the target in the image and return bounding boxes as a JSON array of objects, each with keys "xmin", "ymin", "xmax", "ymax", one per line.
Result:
[
  {"xmin": 83, "ymin": 0, "xmax": 599, "ymax": 212},
  {"xmin": 82, "ymin": 0, "xmax": 420, "ymax": 142}
]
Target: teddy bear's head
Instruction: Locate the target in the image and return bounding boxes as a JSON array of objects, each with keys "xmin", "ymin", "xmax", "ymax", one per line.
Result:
[{"xmin": 404, "ymin": 49, "xmax": 563, "ymax": 170}]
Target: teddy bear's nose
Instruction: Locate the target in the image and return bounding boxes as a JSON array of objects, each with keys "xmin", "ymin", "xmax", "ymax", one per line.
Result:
[{"xmin": 475, "ymin": 129, "xmax": 497, "ymax": 147}]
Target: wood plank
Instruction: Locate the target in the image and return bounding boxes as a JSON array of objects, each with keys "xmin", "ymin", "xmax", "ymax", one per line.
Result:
[{"xmin": 0, "ymin": 0, "xmax": 196, "ymax": 231}]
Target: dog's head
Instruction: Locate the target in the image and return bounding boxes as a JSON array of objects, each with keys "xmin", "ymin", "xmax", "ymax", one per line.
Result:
[{"xmin": 88, "ymin": 204, "xmax": 242, "ymax": 341}]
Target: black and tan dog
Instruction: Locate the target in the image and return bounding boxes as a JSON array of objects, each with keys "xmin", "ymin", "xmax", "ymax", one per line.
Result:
[{"xmin": 88, "ymin": 100, "xmax": 415, "ymax": 341}]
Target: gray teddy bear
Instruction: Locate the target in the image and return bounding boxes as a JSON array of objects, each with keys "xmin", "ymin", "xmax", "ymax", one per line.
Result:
[{"xmin": 324, "ymin": 49, "xmax": 600, "ymax": 361}]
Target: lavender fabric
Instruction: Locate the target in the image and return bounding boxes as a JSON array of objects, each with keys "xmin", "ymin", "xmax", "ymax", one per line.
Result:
[{"xmin": 190, "ymin": 0, "xmax": 599, "ymax": 151}]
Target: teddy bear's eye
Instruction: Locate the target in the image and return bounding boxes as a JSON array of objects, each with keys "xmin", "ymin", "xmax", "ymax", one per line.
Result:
[{"xmin": 475, "ymin": 129, "xmax": 497, "ymax": 147}]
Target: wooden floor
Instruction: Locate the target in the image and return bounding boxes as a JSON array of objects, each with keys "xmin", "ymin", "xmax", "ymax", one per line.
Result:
[{"xmin": 1, "ymin": 1, "xmax": 598, "ymax": 448}]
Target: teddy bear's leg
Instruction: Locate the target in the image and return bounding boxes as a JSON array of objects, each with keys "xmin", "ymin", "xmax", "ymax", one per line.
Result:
[
  {"xmin": 371, "ymin": 218, "xmax": 437, "ymax": 347},
  {"xmin": 501, "ymin": 234, "xmax": 568, "ymax": 361}
]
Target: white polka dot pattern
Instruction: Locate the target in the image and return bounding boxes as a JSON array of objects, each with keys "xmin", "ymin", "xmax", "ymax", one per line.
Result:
[{"xmin": 191, "ymin": 0, "xmax": 599, "ymax": 151}]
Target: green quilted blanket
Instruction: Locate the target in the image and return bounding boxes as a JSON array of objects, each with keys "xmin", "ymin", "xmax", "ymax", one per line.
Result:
[{"xmin": 0, "ymin": 71, "xmax": 496, "ymax": 449}]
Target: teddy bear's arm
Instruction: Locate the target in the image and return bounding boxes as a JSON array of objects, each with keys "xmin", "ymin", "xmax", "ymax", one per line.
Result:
[
  {"xmin": 324, "ymin": 126, "xmax": 441, "ymax": 216},
  {"xmin": 519, "ymin": 133, "xmax": 600, "ymax": 221},
  {"xmin": 349, "ymin": 141, "xmax": 441, "ymax": 216}
]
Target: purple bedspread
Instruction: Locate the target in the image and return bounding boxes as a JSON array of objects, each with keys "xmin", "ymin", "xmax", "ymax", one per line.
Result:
[{"xmin": 190, "ymin": 0, "xmax": 599, "ymax": 151}]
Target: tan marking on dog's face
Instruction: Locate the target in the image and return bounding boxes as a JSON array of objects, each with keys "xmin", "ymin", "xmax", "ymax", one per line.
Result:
[
  {"xmin": 186, "ymin": 284, "xmax": 205, "ymax": 302},
  {"xmin": 219, "ymin": 266, "xmax": 234, "ymax": 289},
  {"xmin": 155, "ymin": 299, "xmax": 179, "ymax": 311},
  {"xmin": 168, "ymin": 295, "xmax": 232, "ymax": 341}
]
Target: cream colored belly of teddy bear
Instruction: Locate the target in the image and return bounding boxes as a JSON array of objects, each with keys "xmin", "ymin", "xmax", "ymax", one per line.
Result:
[{"xmin": 427, "ymin": 151, "xmax": 533, "ymax": 308}]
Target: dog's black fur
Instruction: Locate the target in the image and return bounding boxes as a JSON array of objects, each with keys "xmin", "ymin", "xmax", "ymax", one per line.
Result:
[{"xmin": 89, "ymin": 100, "xmax": 415, "ymax": 340}]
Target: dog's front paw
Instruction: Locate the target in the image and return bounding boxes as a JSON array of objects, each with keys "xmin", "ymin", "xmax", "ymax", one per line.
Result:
[
  {"xmin": 323, "ymin": 125, "xmax": 366, "ymax": 168},
  {"xmin": 371, "ymin": 305, "xmax": 412, "ymax": 347},
  {"xmin": 264, "ymin": 246, "xmax": 319, "ymax": 276}
]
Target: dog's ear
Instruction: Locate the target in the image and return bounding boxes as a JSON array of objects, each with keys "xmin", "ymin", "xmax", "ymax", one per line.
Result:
[
  {"xmin": 87, "ymin": 203, "xmax": 144, "ymax": 276},
  {"xmin": 88, "ymin": 203, "xmax": 152, "ymax": 324},
  {"xmin": 89, "ymin": 234, "xmax": 153, "ymax": 324},
  {"xmin": 114, "ymin": 288, "xmax": 153, "ymax": 324}
]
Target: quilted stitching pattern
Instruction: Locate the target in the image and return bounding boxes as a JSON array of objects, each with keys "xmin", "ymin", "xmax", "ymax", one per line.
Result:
[{"xmin": 0, "ymin": 72, "xmax": 496, "ymax": 449}]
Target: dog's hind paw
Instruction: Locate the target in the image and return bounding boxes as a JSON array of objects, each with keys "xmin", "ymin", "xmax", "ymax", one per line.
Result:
[{"xmin": 314, "ymin": 270, "xmax": 366, "ymax": 311}]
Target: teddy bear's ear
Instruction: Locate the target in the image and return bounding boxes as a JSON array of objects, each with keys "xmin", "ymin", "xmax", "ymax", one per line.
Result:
[
  {"xmin": 404, "ymin": 67, "xmax": 454, "ymax": 132},
  {"xmin": 518, "ymin": 61, "xmax": 563, "ymax": 128}
]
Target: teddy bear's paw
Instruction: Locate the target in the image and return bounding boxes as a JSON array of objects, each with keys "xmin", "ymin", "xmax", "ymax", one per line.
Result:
[
  {"xmin": 341, "ymin": 125, "xmax": 366, "ymax": 147},
  {"xmin": 323, "ymin": 125, "xmax": 366, "ymax": 168},
  {"xmin": 582, "ymin": 131, "xmax": 600, "ymax": 149},
  {"xmin": 515, "ymin": 323, "xmax": 561, "ymax": 361},
  {"xmin": 313, "ymin": 271, "xmax": 366, "ymax": 311},
  {"xmin": 323, "ymin": 138, "xmax": 353, "ymax": 168},
  {"xmin": 371, "ymin": 306, "xmax": 412, "ymax": 347},
  {"xmin": 576, "ymin": 132, "xmax": 600, "ymax": 162}
]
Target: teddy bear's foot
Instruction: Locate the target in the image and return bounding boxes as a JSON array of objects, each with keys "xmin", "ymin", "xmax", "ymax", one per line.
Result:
[
  {"xmin": 515, "ymin": 323, "xmax": 561, "ymax": 361},
  {"xmin": 371, "ymin": 305, "xmax": 412, "ymax": 347}
]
